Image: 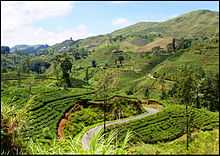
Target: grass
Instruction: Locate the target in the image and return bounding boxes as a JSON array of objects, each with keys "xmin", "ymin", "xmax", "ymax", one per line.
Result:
[
  {"xmin": 128, "ymin": 129, "xmax": 219, "ymax": 154},
  {"xmin": 24, "ymin": 129, "xmax": 132, "ymax": 155}
]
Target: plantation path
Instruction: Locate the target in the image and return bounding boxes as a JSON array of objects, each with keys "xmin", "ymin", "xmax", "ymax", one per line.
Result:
[{"xmin": 81, "ymin": 107, "xmax": 160, "ymax": 150}]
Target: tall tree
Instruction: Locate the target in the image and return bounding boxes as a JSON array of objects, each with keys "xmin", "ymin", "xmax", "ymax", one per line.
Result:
[
  {"xmin": 91, "ymin": 60, "xmax": 97, "ymax": 68},
  {"xmin": 200, "ymin": 74, "xmax": 218, "ymax": 111},
  {"xmin": 171, "ymin": 65, "xmax": 197, "ymax": 150},
  {"xmin": 60, "ymin": 56, "xmax": 72, "ymax": 88},
  {"xmin": 118, "ymin": 55, "xmax": 124, "ymax": 66},
  {"xmin": 52, "ymin": 55, "xmax": 61, "ymax": 82},
  {"xmin": 24, "ymin": 57, "xmax": 31, "ymax": 73},
  {"xmin": 16, "ymin": 63, "xmax": 22, "ymax": 87},
  {"xmin": 159, "ymin": 73, "xmax": 166, "ymax": 99}
]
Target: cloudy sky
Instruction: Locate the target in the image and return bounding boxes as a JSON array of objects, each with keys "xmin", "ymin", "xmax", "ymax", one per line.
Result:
[{"xmin": 1, "ymin": 1, "xmax": 219, "ymax": 47}]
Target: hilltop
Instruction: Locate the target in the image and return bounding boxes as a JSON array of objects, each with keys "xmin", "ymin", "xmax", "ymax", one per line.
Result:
[{"xmin": 46, "ymin": 9, "xmax": 218, "ymax": 53}]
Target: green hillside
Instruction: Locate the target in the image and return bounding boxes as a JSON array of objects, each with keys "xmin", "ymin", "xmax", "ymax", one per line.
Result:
[
  {"xmin": 1, "ymin": 9, "xmax": 219, "ymax": 155},
  {"xmin": 48, "ymin": 10, "xmax": 218, "ymax": 53}
]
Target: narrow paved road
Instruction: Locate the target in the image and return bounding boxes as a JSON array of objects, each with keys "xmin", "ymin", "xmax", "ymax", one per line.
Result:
[{"xmin": 81, "ymin": 107, "xmax": 160, "ymax": 150}]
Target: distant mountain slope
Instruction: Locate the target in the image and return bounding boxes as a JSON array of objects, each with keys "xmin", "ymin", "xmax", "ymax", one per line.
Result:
[
  {"xmin": 50, "ymin": 9, "xmax": 218, "ymax": 53},
  {"xmin": 159, "ymin": 9, "xmax": 219, "ymax": 37},
  {"xmin": 111, "ymin": 22, "xmax": 159, "ymax": 37},
  {"xmin": 10, "ymin": 44, "xmax": 49, "ymax": 54},
  {"xmin": 112, "ymin": 10, "xmax": 219, "ymax": 38}
]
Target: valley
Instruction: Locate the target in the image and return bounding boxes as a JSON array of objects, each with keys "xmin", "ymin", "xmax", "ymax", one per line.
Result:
[{"xmin": 1, "ymin": 9, "xmax": 219, "ymax": 155}]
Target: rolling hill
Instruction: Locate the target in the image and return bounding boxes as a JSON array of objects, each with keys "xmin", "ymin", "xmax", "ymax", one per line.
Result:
[
  {"xmin": 1, "ymin": 9, "xmax": 219, "ymax": 155},
  {"xmin": 49, "ymin": 9, "xmax": 218, "ymax": 53}
]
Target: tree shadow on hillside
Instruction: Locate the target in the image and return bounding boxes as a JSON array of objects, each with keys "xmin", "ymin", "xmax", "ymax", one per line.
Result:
[{"xmin": 70, "ymin": 78, "xmax": 88, "ymax": 88}]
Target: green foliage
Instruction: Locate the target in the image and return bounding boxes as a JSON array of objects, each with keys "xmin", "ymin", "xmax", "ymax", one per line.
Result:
[
  {"xmin": 168, "ymin": 64, "xmax": 219, "ymax": 111},
  {"xmin": 24, "ymin": 129, "xmax": 131, "ymax": 155},
  {"xmin": 19, "ymin": 88, "xmax": 93, "ymax": 141},
  {"xmin": 144, "ymin": 87, "xmax": 150, "ymax": 99},
  {"xmin": 64, "ymin": 108, "xmax": 103, "ymax": 138},
  {"xmin": 153, "ymin": 38, "xmax": 219, "ymax": 81},
  {"xmin": 199, "ymin": 73, "xmax": 219, "ymax": 111},
  {"xmin": 1, "ymin": 103, "xmax": 29, "ymax": 155},
  {"xmin": 105, "ymin": 105, "xmax": 219, "ymax": 144},
  {"xmin": 1, "ymin": 9, "xmax": 219, "ymax": 155},
  {"xmin": 128, "ymin": 129, "xmax": 219, "ymax": 154},
  {"xmin": 60, "ymin": 55, "xmax": 73, "ymax": 88}
]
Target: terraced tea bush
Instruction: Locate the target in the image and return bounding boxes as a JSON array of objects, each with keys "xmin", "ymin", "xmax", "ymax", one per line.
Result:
[
  {"xmin": 106, "ymin": 105, "xmax": 219, "ymax": 144},
  {"xmin": 20, "ymin": 88, "xmax": 95, "ymax": 141},
  {"xmin": 1, "ymin": 87, "xmax": 30, "ymax": 109}
]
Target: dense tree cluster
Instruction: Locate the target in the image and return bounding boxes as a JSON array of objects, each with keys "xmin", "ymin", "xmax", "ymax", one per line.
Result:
[
  {"xmin": 168, "ymin": 65, "xmax": 219, "ymax": 111},
  {"xmin": 1, "ymin": 46, "xmax": 10, "ymax": 54},
  {"xmin": 29, "ymin": 60, "xmax": 50, "ymax": 74},
  {"xmin": 72, "ymin": 48, "xmax": 89, "ymax": 60}
]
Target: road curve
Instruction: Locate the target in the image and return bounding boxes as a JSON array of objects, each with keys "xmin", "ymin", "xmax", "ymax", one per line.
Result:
[{"xmin": 81, "ymin": 107, "xmax": 160, "ymax": 150}]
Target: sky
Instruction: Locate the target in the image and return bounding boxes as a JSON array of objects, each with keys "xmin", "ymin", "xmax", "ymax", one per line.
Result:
[{"xmin": 1, "ymin": 1, "xmax": 219, "ymax": 47}]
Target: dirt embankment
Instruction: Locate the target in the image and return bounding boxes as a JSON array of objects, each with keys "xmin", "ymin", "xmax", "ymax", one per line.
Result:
[{"xmin": 57, "ymin": 102, "xmax": 82, "ymax": 140}]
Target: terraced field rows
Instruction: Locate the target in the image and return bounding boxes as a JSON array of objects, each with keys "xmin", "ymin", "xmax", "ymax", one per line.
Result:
[
  {"xmin": 106, "ymin": 105, "xmax": 219, "ymax": 144},
  {"xmin": 20, "ymin": 89, "xmax": 95, "ymax": 141}
]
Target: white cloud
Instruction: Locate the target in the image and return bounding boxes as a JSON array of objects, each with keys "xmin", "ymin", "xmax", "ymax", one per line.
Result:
[
  {"xmin": 112, "ymin": 18, "xmax": 131, "ymax": 27},
  {"xmin": 1, "ymin": 1, "xmax": 74, "ymax": 32},
  {"xmin": 2, "ymin": 24, "xmax": 91, "ymax": 47},
  {"xmin": 1, "ymin": 1, "xmax": 91, "ymax": 47}
]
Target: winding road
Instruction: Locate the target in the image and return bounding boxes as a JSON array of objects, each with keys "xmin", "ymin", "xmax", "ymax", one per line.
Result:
[{"xmin": 81, "ymin": 107, "xmax": 160, "ymax": 150}]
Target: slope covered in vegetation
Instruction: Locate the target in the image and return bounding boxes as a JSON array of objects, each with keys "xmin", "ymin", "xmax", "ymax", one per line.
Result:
[{"xmin": 1, "ymin": 9, "xmax": 219, "ymax": 155}]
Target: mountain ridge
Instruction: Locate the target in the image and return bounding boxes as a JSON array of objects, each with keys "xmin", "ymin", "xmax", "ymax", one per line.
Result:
[
  {"xmin": 49, "ymin": 9, "xmax": 218, "ymax": 53},
  {"xmin": 7, "ymin": 9, "xmax": 218, "ymax": 54}
]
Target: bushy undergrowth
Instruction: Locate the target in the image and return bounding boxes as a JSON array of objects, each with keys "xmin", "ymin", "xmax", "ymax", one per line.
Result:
[
  {"xmin": 1, "ymin": 104, "xmax": 28, "ymax": 155},
  {"xmin": 64, "ymin": 108, "xmax": 104, "ymax": 138},
  {"xmin": 25, "ymin": 129, "xmax": 132, "ymax": 155}
]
